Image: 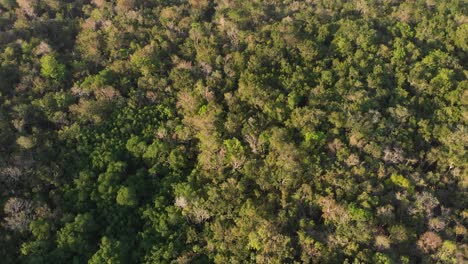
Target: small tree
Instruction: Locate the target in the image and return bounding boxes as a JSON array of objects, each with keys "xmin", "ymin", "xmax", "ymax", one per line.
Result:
[
  {"xmin": 116, "ymin": 186, "xmax": 137, "ymax": 207},
  {"xmin": 89, "ymin": 237, "xmax": 124, "ymax": 264},
  {"xmin": 40, "ymin": 55, "xmax": 66, "ymax": 81}
]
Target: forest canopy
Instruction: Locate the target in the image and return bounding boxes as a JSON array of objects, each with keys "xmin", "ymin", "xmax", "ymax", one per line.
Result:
[{"xmin": 0, "ymin": 0, "xmax": 467, "ymax": 263}]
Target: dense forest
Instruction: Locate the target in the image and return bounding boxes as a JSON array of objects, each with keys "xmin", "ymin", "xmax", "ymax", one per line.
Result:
[{"xmin": 0, "ymin": 0, "xmax": 466, "ymax": 263}]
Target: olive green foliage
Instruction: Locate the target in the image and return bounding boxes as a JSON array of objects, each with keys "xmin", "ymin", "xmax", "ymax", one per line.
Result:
[
  {"xmin": 0, "ymin": 0, "xmax": 466, "ymax": 263},
  {"xmin": 40, "ymin": 54, "xmax": 66, "ymax": 81}
]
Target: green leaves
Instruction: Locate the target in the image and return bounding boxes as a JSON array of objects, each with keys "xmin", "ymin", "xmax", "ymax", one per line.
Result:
[
  {"xmin": 40, "ymin": 54, "xmax": 66, "ymax": 81},
  {"xmin": 3, "ymin": 1, "xmax": 467, "ymax": 263},
  {"xmin": 126, "ymin": 135, "xmax": 147, "ymax": 157},
  {"xmin": 116, "ymin": 186, "xmax": 138, "ymax": 207},
  {"xmin": 304, "ymin": 131, "xmax": 326, "ymax": 145},
  {"xmin": 143, "ymin": 139, "xmax": 168, "ymax": 162},
  {"xmin": 30, "ymin": 220, "xmax": 51, "ymax": 241},
  {"xmin": 89, "ymin": 237, "xmax": 124, "ymax": 264},
  {"xmin": 386, "ymin": 173, "xmax": 414, "ymax": 193},
  {"xmin": 168, "ymin": 148, "xmax": 188, "ymax": 171},
  {"xmin": 57, "ymin": 213, "xmax": 98, "ymax": 254}
]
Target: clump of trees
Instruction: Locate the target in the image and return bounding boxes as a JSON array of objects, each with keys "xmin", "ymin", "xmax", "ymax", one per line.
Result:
[{"xmin": 0, "ymin": 0, "xmax": 466, "ymax": 263}]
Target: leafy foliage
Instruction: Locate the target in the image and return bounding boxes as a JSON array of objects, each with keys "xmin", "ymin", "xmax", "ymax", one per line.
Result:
[{"xmin": 0, "ymin": 0, "xmax": 466, "ymax": 263}]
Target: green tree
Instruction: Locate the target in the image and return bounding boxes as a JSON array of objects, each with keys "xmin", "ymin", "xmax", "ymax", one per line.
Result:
[
  {"xmin": 40, "ymin": 54, "xmax": 66, "ymax": 81},
  {"xmin": 89, "ymin": 237, "xmax": 124, "ymax": 264},
  {"xmin": 116, "ymin": 186, "xmax": 138, "ymax": 207}
]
